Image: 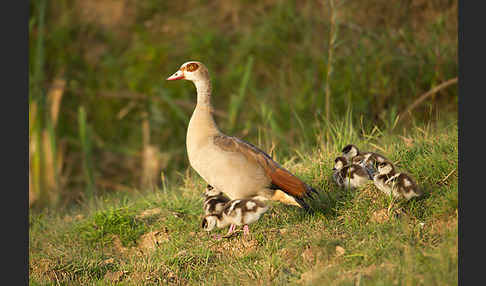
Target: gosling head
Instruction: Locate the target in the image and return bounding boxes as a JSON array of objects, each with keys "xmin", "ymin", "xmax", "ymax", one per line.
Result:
[
  {"xmin": 203, "ymin": 185, "xmax": 224, "ymax": 198},
  {"xmin": 333, "ymin": 156, "xmax": 348, "ymax": 171},
  {"xmin": 201, "ymin": 215, "xmax": 218, "ymax": 232},
  {"xmin": 377, "ymin": 161, "xmax": 395, "ymax": 175},
  {"xmin": 341, "ymin": 144, "xmax": 359, "ymax": 159}
]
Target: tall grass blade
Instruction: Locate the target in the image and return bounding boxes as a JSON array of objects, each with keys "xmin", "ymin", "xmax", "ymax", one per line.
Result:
[
  {"xmin": 229, "ymin": 55, "xmax": 254, "ymax": 132},
  {"xmin": 32, "ymin": 0, "xmax": 46, "ymax": 100},
  {"xmin": 78, "ymin": 106, "xmax": 96, "ymax": 200},
  {"xmin": 43, "ymin": 125, "xmax": 58, "ymax": 205},
  {"xmin": 29, "ymin": 0, "xmax": 48, "ymax": 207},
  {"xmin": 292, "ymin": 108, "xmax": 311, "ymax": 147},
  {"xmin": 324, "ymin": 0, "xmax": 340, "ymax": 129},
  {"xmin": 321, "ymin": 106, "xmax": 358, "ymax": 150},
  {"xmin": 29, "ymin": 103, "xmax": 43, "ymax": 207}
]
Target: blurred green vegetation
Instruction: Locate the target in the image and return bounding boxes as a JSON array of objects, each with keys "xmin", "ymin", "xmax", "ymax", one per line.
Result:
[{"xmin": 29, "ymin": 0, "xmax": 457, "ymax": 209}]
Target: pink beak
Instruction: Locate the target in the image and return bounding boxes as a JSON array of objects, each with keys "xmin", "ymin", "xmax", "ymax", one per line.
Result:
[{"xmin": 167, "ymin": 70, "xmax": 185, "ymax": 81}]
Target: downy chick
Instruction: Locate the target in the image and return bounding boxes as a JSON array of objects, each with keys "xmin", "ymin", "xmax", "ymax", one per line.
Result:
[
  {"xmin": 202, "ymin": 198, "xmax": 269, "ymax": 236},
  {"xmin": 341, "ymin": 144, "xmax": 390, "ymax": 178},
  {"xmin": 203, "ymin": 184, "xmax": 230, "ymax": 215},
  {"xmin": 373, "ymin": 161, "xmax": 423, "ymax": 200},
  {"xmin": 332, "ymin": 156, "xmax": 370, "ymax": 189}
]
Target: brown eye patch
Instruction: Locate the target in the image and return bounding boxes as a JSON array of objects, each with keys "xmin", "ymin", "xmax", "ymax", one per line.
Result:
[{"xmin": 185, "ymin": 63, "xmax": 199, "ymax": 72}]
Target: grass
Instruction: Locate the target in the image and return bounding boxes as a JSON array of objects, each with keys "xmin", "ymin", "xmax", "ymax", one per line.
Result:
[
  {"xmin": 28, "ymin": 1, "xmax": 458, "ymax": 208},
  {"xmin": 28, "ymin": 1, "xmax": 458, "ymax": 283},
  {"xmin": 29, "ymin": 119, "xmax": 457, "ymax": 285},
  {"xmin": 75, "ymin": 207, "xmax": 148, "ymax": 248},
  {"xmin": 78, "ymin": 105, "xmax": 96, "ymax": 200}
]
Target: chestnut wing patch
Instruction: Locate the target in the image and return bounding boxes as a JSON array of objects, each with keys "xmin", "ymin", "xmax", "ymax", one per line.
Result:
[{"xmin": 213, "ymin": 135, "xmax": 316, "ymax": 200}]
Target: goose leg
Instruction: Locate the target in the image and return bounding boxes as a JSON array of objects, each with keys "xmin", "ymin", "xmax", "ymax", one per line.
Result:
[
  {"xmin": 243, "ymin": 225, "xmax": 250, "ymax": 236},
  {"xmin": 226, "ymin": 224, "xmax": 236, "ymax": 235}
]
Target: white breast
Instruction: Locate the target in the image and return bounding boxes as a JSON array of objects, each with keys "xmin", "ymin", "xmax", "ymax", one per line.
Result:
[{"xmin": 191, "ymin": 145, "xmax": 271, "ymax": 199}]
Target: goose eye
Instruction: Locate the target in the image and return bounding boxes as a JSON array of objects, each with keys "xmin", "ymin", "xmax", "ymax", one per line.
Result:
[{"xmin": 186, "ymin": 63, "xmax": 199, "ymax": 72}]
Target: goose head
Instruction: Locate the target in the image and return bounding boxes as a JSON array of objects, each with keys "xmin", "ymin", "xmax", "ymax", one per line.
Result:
[
  {"xmin": 341, "ymin": 144, "xmax": 359, "ymax": 159},
  {"xmin": 167, "ymin": 61, "xmax": 209, "ymax": 82},
  {"xmin": 333, "ymin": 156, "xmax": 348, "ymax": 171}
]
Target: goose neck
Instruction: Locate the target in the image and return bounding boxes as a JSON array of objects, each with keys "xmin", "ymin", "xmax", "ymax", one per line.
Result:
[{"xmin": 194, "ymin": 79, "xmax": 212, "ymax": 106}]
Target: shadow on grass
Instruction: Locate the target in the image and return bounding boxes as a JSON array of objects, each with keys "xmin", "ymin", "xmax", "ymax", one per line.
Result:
[
  {"xmin": 303, "ymin": 179, "xmax": 437, "ymax": 223},
  {"xmin": 305, "ymin": 183, "xmax": 357, "ymax": 218}
]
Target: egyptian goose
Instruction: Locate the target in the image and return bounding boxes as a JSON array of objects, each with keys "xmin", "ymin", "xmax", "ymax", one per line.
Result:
[
  {"xmin": 341, "ymin": 144, "xmax": 390, "ymax": 178},
  {"xmin": 332, "ymin": 156, "xmax": 370, "ymax": 189},
  {"xmin": 167, "ymin": 61, "xmax": 318, "ymax": 209},
  {"xmin": 373, "ymin": 161, "xmax": 423, "ymax": 200},
  {"xmin": 201, "ymin": 198, "xmax": 269, "ymax": 236},
  {"xmin": 203, "ymin": 184, "xmax": 230, "ymax": 215}
]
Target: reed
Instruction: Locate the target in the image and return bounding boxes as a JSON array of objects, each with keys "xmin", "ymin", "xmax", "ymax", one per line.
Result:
[
  {"xmin": 29, "ymin": 0, "xmax": 66, "ymax": 207},
  {"xmin": 78, "ymin": 106, "xmax": 96, "ymax": 200},
  {"xmin": 141, "ymin": 107, "xmax": 162, "ymax": 190},
  {"xmin": 29, "ymin": 102, "xmax": 42, "ymax": 206},
  {"xmin": 29, "ymin": 80, "xmax": 66, "ymax": 207},
  {"xmin": 29, "ymin": 0, "xmax": 45, "ymax": 207}
]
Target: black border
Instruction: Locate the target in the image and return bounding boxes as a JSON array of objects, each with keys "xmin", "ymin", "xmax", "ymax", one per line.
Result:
[
  {"xmin": 459, "ymin": 0, "xmax": 480, "ymax": 285},
  {"xmin": 3, "ymin": 0, "xmax": 30, "ymax": 284}
]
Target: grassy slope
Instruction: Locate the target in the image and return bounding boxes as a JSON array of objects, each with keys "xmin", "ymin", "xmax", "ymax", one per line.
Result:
[{"xmin": 29, "ymin": 119, "xmax": 457, "ymax": 285}]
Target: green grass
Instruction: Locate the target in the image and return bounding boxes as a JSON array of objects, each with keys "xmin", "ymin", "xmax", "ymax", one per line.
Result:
[
  {"xmin": 75, "ymin": 207, "xmax": 148, "ymax": 247},
  {"xmin": 28, "ymin": 0, "xmax": 458, "ymax": 207},
  {"xmin": 29, "ymin": 1, "xmax": 458, "ymax": 285},
  {"xmin": 30, "ymin": 119, "xmax": 457, "ymax": 285}
]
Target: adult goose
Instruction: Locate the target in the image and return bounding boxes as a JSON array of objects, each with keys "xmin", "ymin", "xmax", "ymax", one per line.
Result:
[{"xmin": 167, "ymin": 61, "xmax": 318, "ymax": 209}]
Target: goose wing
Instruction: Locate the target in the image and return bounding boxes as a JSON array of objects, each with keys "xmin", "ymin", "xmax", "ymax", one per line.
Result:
[{"xmin": 213, "ymin": 134, "xmax": 318, "ymax": 207}]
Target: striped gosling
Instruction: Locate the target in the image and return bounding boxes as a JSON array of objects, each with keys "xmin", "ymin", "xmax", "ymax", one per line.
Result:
[
  {"xmin": 373, "ymin": 161, "xmax": 423, "ymax": 200},
  {"xmin": 332, "ymin": 156, "xmax": 370, "ymax": 189},
  {"xmin": 203, "ymin": 185, "xmax": 230, "ymax": 215},
  {"xmin": 202, "ymin": 198, "xmax": 269, "ymax": 236}
]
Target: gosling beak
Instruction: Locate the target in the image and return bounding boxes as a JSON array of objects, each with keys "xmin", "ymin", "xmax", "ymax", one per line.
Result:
[
  {"xmin": 332, "ymin": 168, "xmax": 336, "ymax": 171},
  {"xmin": 167, "ymin": 70, "xmax": 184, "ymax": 80}
]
